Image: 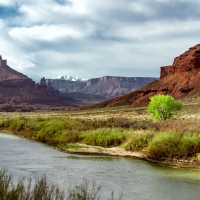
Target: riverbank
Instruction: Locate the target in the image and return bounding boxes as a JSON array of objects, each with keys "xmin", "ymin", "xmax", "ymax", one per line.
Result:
[
  {"xmin": 56, "ymin": 143, "xmax": 200, "ymax": 170},
  {"xmin": 1, "ymin": 105, "xmax": 200, "ymax": 169},
  {"xmin": 1, "ymin": 128, "xmax": 200, "ymax": 170}
]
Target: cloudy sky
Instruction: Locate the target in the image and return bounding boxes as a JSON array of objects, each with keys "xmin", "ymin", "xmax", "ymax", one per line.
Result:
[{"xmin": 0, "ymin": 0, "xmax": 200, "ymax": 81}]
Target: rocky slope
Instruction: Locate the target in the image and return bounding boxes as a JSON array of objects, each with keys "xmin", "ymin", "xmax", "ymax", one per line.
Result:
[
  {"xmin": 0, "ymin": 57, "xmax": 28, "ymax": 81},
  {"xmin": 47, "ymin": 76, "xmax": 157, "ymax": 99},
  {"xmin": 0, "ymin": 56, "xmax": 64, "ymax": 109},
  {"xmin": 79, "ymin": 43, "xmax": 200, "ymax": 109}
]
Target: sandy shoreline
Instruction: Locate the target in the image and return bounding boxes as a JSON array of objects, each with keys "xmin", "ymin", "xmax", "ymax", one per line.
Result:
[
  {"xmin": 55, "ymin": 144, "xmax": 200, "ymax": 170},
  {"xmin": 1, "ymin": 131, "xmax": 200, "ymax": 170}
]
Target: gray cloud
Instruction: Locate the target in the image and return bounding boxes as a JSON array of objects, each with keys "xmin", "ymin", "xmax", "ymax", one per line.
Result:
[{"xmin": 0, "ymin": 0, "xmax": 200, "ymax": 81}]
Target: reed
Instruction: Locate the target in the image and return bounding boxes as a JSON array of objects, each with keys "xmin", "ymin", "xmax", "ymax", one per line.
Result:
[
  {"xmin": 0, "ymin": 170, "xmax": 122, "ymax": 200},
  {"xmin": 0, "ymin": 114, "xmax": 200, "ymax": 160}
]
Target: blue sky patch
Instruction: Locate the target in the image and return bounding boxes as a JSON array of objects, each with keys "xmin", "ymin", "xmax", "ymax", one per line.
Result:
[
  {"xmin": 55, "ymin": 0, "xmax": 70, "ymax": 6},
  {"xmin": 0, "ymin": 4, "xmax": 20, "ymax": 19}
]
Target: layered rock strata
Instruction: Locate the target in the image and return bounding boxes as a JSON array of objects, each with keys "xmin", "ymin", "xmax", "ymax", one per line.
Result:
[
  {"xmin": 47, "ymin": 76, "xmax": 157, "ymax": 99},
  {"xmin": 0, "ymin": 56, "xmax": 62, "ymax": 106},
  {"xmin": 79, "ymin": 43, "xmax": 200, "ymax": 109}
]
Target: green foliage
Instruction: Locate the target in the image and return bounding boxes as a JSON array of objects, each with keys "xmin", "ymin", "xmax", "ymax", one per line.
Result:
[
  {"xmin": 58, "ymin": 144, "xmax": 90, "ymax": 150},
  {"xmin": 147, "ymin": 132, "xmax": 200, "ymax": 159},
  {"xmin": 80, "ymin": 128, "xmax": 126, "ymax": 147},
  {"xmin": 147, "ymin": 94, "xmax": 182, "ymax": 121},
  {"xmin": 179, "ymin": 133, "xmax": 200, "ymax": 157},
  {"xmin": 2, "ymin": 112, "xmax": 200, "ymax": 160},
  {"xmin": 122, "ymin": 131, "xmax": 153, "ymax": 151},
  {"xmin": 147, "ymin": 133, "xmax": 181, "ymax": 159}
]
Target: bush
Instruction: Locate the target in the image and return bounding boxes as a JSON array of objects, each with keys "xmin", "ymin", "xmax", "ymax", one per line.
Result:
[
  {"xmin": 179, "ymin": 134, "xmax": 200, "ymax": 157},
  {"xmin": 122, "ymin": 131, "xmax": 153, "ymax": 151},
  {"xmin": 147, "ymin": 94, "xmax": 182, "ymax": 121},
  {"xmin": 147, "ymin": 132, "xmax": 181, "ymax": 159},
  {"xmin": 80, "ymin": 128, "xmax": 126, "ymax": 147}
]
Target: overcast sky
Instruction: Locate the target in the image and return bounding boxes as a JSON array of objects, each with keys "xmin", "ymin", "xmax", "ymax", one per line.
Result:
[{"xmin": 0, "ymin": 0, "xmax": 200, "ymax": 81}]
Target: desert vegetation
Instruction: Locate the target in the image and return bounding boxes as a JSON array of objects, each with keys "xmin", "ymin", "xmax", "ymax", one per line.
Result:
[
  {"xmin": 0, "ymin": 101, "xmax": 199, "ymax": 163},
  {"xmin": 0, "ymin": 170, "xmax": 122, "ymax": 200},
  {"xmin": 147, "ymin": 94, "xmax": 182, "ymax": 121},
  {"xmin": 0, "ymin": 100, "xmax": 200, "ymax": 163}
]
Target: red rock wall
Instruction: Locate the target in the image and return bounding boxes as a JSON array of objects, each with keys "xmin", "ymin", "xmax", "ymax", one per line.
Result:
[
  {"xmin": 160, "ymin": 65, "xmax": 174, "ymax": 78},
  {"xmin": 80, "ymin": 43, "xmax": 200, "ymax": 109},
  {"xmin": 160, "ymin": 44, "xmax": 200, "ymax": 79}
]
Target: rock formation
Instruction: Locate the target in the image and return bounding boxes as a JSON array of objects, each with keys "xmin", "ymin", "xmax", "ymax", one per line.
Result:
[
  {"xmin": 0, "ymin": 56, "xmax": 28, "ymax": 80},
  {"xmin": 46, "ymin": 76, "xmax": 157, "ymax": 99},
  {"xmin": 0, "ymin": 56, "xmax": 63, "ymax": 108},
  {"xmin": 79, "ymin": 43, "xmax": 200, "ymax": 109}
]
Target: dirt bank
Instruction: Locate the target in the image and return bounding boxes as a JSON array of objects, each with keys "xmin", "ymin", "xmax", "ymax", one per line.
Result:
[{"xmin": 56, "ymin": 144, "xmax": 200, "ymax": 170}]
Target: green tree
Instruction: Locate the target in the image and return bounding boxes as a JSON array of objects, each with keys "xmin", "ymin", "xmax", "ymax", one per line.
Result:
[{"xmin": 147, "ymin": 94, "xmax": 182, "ymax": 121}]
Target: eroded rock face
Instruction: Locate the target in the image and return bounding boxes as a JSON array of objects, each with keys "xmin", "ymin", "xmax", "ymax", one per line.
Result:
[
  {"xmin": 160, "ymin": 44, "xmax": 200, "ymax": 78},
  {"xmin": 0, "ymin": 56, "xmax": 28, "ymax": 80},
  {"xmin": 47, "ymin": 76, "xmax": 158, "ymax": 99},
  {"xmin": 0, "ymin": 56, "xmax": 63, "ymax": 107},
  {"xmin": 79, "ymin": 43, "xmax": 200, "ymax": 109}
]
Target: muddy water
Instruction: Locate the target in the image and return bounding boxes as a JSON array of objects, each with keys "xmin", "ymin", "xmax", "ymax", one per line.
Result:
[{"xmin": 0, "ymin": 133, "xmax": 200, "ymax": 200}]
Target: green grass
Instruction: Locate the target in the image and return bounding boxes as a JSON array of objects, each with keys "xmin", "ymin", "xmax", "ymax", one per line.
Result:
[
  {"xmin": 147, "ymin": 132, "xmax": 200, "ymax": 159},
  {"xmin": 1, "ymin": 106, "xmax": 200, "ymax": 161},
  {"xmin": 80, "ymin": 128, "xmax": 127, "ymax": 147},
  {"xmin": 122, "ymin": 130, "xmax": 153, "ymax": 151},
  {"xmin": 58, "ymin": 144, "xmax": 91, "ymax": 150}
]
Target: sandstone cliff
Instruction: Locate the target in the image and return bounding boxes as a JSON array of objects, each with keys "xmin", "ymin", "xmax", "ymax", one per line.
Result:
[
  {"xmin": 47, "ymin": 76, "xmax": 157, "ymax": 99},
  {"xmin": 0, "ymin": 56, "xmax": 62, "ymax": 107},
  {"xmin": 0, "ymin": 56, "xmax": 28, "ymax": 80},
  {"xmin": 79, "ymin": 43, "xmax": 200, "ymax": 109}
]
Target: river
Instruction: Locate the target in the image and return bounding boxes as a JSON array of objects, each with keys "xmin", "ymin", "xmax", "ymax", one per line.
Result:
[{"xmin": 0, "ymin": 133, "xmax": 200, "ymax": 200}]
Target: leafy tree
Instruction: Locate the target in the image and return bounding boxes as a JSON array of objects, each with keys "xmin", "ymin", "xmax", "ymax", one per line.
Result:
[{"xmin": 147, "ymin": 94, "xmax": 182, "ymax": 121}]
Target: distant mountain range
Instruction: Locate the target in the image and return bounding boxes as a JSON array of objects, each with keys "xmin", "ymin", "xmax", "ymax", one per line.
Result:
[
  {"xmin": 53, "ymin": 75, "xmax": 87, "ymax": 82},
  {"xmin": 2, "ymin": 44, "xmax": 200, "ymax": 111},
  {"xmin": 0, "ymin": 55, "xmax": 158, "ymax": 111},
  {"xmin": 46, "ymin": 76, "xmax": 158, "ymax": 100}
]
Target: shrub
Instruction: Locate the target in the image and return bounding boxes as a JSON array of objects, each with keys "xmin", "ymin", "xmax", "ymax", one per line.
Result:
[
  {"xmin": 179, "ymin": 133, "xmax": 200, "ymax": 157},
  {"xmin": 147, "ymin": 132, "xmax": 181, "ymax": 159},
  {"xmin": 147, "ymin": 94, "xmax": 182, "ymax": 121},
  {"xmin": 80, "ymin": 128, "xmax": 126, "ymax": 147},
  {"xmin": 122, "ymin": 131, "xmax": 153, "ymax": 151}
]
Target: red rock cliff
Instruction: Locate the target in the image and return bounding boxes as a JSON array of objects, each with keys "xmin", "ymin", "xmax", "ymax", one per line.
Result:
[
  {"xmin": 79, "ymin": 43, "xmax": 200, "ymax": 109},
  {"xmin": 0, "ymin": 56, "xmax": 62, "ymax": 106},
  {"xmin": 160, "ymin": 44, "xmax": 200, "ymax": 78}
]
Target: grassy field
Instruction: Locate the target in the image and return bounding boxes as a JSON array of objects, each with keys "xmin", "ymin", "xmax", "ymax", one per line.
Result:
[{"xmin": 1, "ymin": 99, "xmax": 200, "ymax": 162}]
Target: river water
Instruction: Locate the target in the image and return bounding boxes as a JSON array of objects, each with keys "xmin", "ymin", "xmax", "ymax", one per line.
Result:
[{"xmin": 0, "ymin": 133, "xmax": 200, "ymax": 200}]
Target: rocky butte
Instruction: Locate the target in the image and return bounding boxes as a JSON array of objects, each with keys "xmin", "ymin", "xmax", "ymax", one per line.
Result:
[
  {"xmin": 0, "ymin": 56, "xmax": 63, "ymax": 110},
  {"xmin": 79, "ymin": 43, "xmax": 200, "ymax": 109}
]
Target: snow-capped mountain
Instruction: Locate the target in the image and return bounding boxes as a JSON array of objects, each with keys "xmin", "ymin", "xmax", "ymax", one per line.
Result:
[
  {"xmin": 53, "ymin": 75, "xmax": 86, "ymax": 82},
  {"xmin": 47, "ymin": 76, "xmax": 158, "ymax": 99}
]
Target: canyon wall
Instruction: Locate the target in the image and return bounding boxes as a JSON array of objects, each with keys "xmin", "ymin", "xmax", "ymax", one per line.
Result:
[{"xmin": 47, "ymin": 76, "xmax": 158, "ymax": 99}]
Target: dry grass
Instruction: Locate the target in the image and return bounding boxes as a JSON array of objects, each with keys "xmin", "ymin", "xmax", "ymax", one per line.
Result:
[
  {"xmin": 0, "ymin": 99, "xmax": 200, "ymax": 160},
  {"xmin": 0, "ymin": 170, "xmax": 122, "ymax": 200}
]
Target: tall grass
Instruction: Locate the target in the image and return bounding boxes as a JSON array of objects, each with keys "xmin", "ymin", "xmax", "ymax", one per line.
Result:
[
  {"xmin": 80, "ymin": 128, "xmax": 126, "ymax": 147},
  {"xmin": 0, "ymin": 170, "xmax": 65, "ymax": 200},
  {"xmin": 1, "ymin": 116, "xmax": 200, "ymax": 160},
  {"xmin": 147, "ymin": 132, "xmax": 200, "ymax": 159},
  {"xmin": 0, "ymin": 170, "xmax": 122, "ymax": 200},
  {"xmin": 122, "ymin": 131, "xmax": 153, "ymax": 151}
]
